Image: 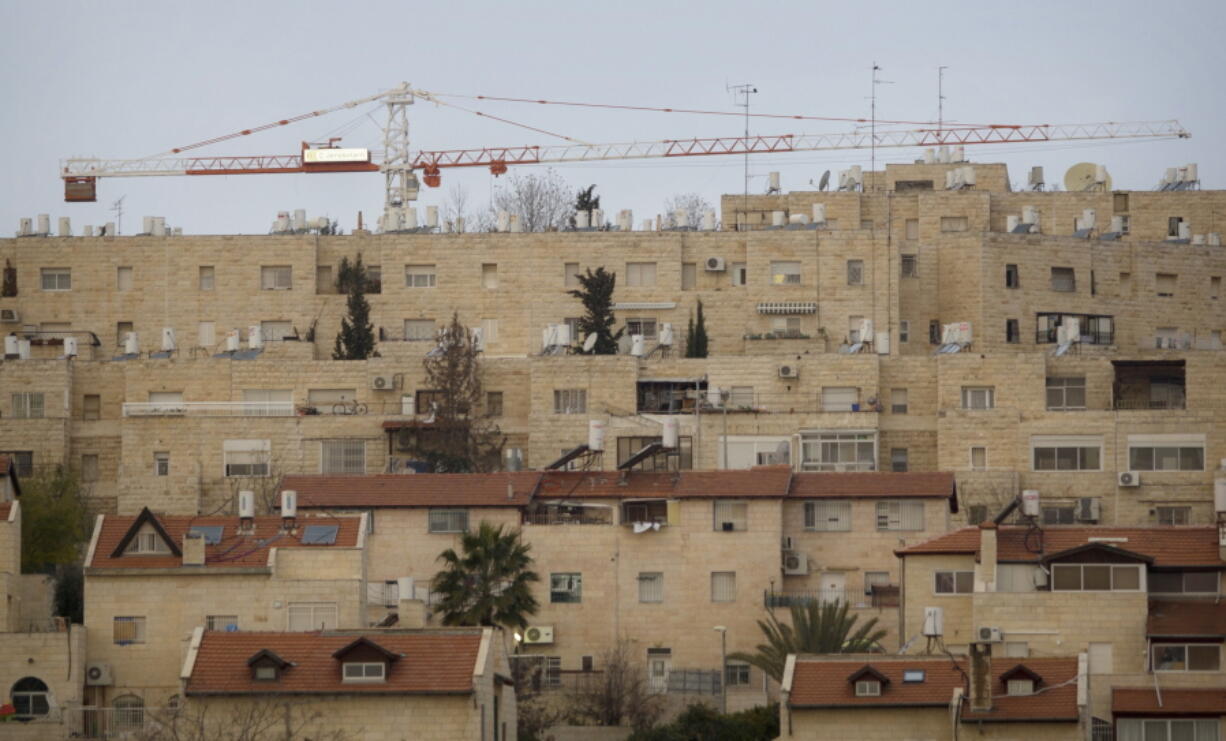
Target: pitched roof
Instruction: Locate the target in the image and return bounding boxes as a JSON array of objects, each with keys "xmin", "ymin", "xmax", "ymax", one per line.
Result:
[
  {"xmin": 284, "ymin": 473, "xmax": 539, "ymax": 509},
  {"xmin": 1148, "ymin": 600, "xmax": 1226, "ymax": 638},
  {"xmin": 186, "ymin": 630, "xmax": 483, "ymax": 695},
  {"xmin": 788, "ymin": 656, "xmax": 1080, "ymax": 722},
  {"xmin": 88, "ymin": 513, "xmax": 362, "ymax": 569},
  {"xmin": 896, "ymin": 526, "xmax": 1226, "ymax": 567},
  {"xmin": 789, "ymin": 471, "xmax": 956, "ymax": 503},
  {"xmin": 1113, "ymin": 688, "xmax": 1226, "ymax": 715}
]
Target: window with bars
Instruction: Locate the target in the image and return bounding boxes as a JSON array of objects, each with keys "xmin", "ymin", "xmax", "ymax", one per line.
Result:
[
  {"xmin": 154, "ymin": 452, "xmax": 169, "ymax": 476},
  {"xmin": 876, "ymin": 501, "xmax": 924, "ymax": 530},
  {"xmin": 770, "ymin": 261, "xmax": 801, "ymax": 285},
  {"xmin": 1116, "ymin": 718, "xmax": 1219, "ymax": 741},
  {"xmin": 725, "ymin": 661, "xmax": 751, "ymax": 686},
  {"xmin": 961, "ymin": 387, "xmax": 995, "ymax": 409},
  {"xmin": 712, "ymin": 501, "xmax": 748, "ymax": 532},
  {"xmin": 260, "ymin": 265, "xmax": 292, "ymax": 290},
  {"xmin": 486, "ymin": 391, "xmax": 504, "ymax": 417},
  {"xmin": 846, "ymin": 260, "xmax": 864, "ymax": 286},
  {"xmin": 343, "ymin": 662, "xmax": 387, "ymax": 683},
  {"xmin": 321, "ymin": 439, "xmax": 365, "ymax": 474},
  {"xmin": 405, "ymin": 264, "xmax": 436, "ymax": 288},
  {"xmin": 223, "ymin": 439, "xmax": 270, "ymax": 477},
  {"xmin": 626, "ymin": 318, "xmax": 657, "ymax": 339},
  {"xmin": 40, "ymin": 267, "xmax": 71, "ymax": 291},
  {"xmin": 1032, "ymin": 442, "xmax": 1101, "ymax": 471},
  {"xmin": 891, "ymin": 388, "xmax": 908, "ymax": 414},
  {"xmin": 710, "ymin": 571, "xmax": 736, "ymax": 602},
  {"xmin": 113, "ymin": 616, "xmax": 147, "ymax": 644},
  {"xmin": 1128, "ymin": 443, "xmax": 1205, "ymax": 471},
  {"xmin": 638, "ymin": 572, "xmax": 663, "ymax": 603},
  {"xmin": 11, "ymin": 392, "xmax": 44, "ymax": 419},
  {"xmin": 550, "ymin": 573, "xmax": 582, "ymax": 603},
  {"xmin": 0, "ymin": 451, "xmax": 33, "ymax": 477},
  {"xmin": 1043, "ymin": 506, "xmax": 1075, "ymax": 525},
  {"xmin": 286, "ymin": 602, "xmax": 337, "ymax": 631},
  {"xmin": 206, "ymin": 615, "xmax": 238, "ymax": 631},
  {"xmin": 900, "ymin": 254, "xmax": 918, "ymax": 278},
  {"xmin": 800, "ymin": 431, "xmax": 876, "ymax": 472},
  {"xmin": 804, "ymin": 500, "xmax": 851, "ymax": 531},
  {"xmin": 428, "ymin": 508, "xmax": 468, "ymax": 533},
  {"xmin": 553, "ymin": 389, "xmax": 587, "ymax": 414},
  {"xmin": 1151, "ymin": 643, "xmax": 1220, "ymax": 672}
]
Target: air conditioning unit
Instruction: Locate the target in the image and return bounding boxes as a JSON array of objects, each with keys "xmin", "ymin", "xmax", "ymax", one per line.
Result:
[
  {"xmin": 778, "ymin": 364, "xmax": 799, "ymax": 379},
  {"xmin": 370, "ymin": 375, "xmax": 394, "ymax": 391},
  {"xmin": 0, "ymin": 309, "xmax": 18, "ymax": 323},
  {"xmin": 1076, "ymin": 497, "xmax": 1100, "ymax": 523},
  {"xmin": 86, "ymin": 662, "xmax": 114, "ymax": 686},
  {"xmin": 782, "ymin": 550, "xmax": 808, "ymax": 575},
  {"xmin": 781, "ymin": 536, "xmax": 795, "ymax": 550},
  {"xmin": 1118, "ymin": 471, "xmax": 1140, "ymax": 488},
  {"xmin": 523, "ymin": 625, "xmax": 554, "ymax": 645},
  {"xmin": 976, "ymin": 626, "xmax": 1003, "ymax": 643},
  {"xmin": 705, "ymin": 256, "xmax": 726, "ymax": 272}
]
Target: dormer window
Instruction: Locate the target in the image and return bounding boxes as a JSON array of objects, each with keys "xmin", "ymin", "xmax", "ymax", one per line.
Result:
[
  {"xmin": 254, "ymin": 665, "xmax": 277, "ymax": 681},
  {"xmin": 342, "ymin": 662, "xmax": 386, "ymax": 683},
  {"xmin": 847, "ymin": 665, "xmax": 890, "ymax": 697},
  {"xmin": 1000, "ymin": 664, "xmax": 1043, "ymax": 697},
  {"xmin": 126, "ymin": 528, "xmax": 170, "ymax": 554},
  {"xmin": 1006, "ymin": 679, "xmax": 1034, "ymax": 695},
  {"xmin": 246, "ymin": 649, "xmax": 293, "ymax": 681},
  {"xmin": 855, "ymin": 680, "xmax": 881, "ymax": 696}
]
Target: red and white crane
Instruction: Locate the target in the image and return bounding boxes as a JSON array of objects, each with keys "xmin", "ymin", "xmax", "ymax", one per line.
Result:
[{"xmin": 61, "ymin": 82, "xmax": 1191, "ymax": 226}]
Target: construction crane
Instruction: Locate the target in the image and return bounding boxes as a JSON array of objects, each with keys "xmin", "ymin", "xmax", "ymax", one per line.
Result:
[{"xmin": 60, "ymin": 82, "xmax": 1191, "ymax": 229}]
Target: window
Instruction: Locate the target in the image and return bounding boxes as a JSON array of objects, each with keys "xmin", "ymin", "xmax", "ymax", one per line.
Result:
[
  {"xmin": 115, "ymin": 321, "xmax": 134, "ymax": 347},
  {"xmin": 554, "ymin": 389, "xmax": 587, "ymax": 414},
  {"xmin": 1043, "ymin": 506, "xmax": 1075, "ymax": 525},
  {"xmin": 1005, "ymin": 319, "xmax": 1020, "ymax": 344},
  {"xmin": 428, "ymin": 508, "xmax": 468, "ymax": 533},
  {"xmin": 404, "ymin": 319, "xmax": 435, "ymax": 341},
  {"xmin": 800, "ymin": 430, "xmax": 876, "ymax": 472},
  {"xmin": 681, "ymin": 263, "xmax": 696, "ymax": 290},
  {"xmin": 1152, "ymin": 643, "xmax": 1220, "ymax": 672},
  {"xmin": 865, "ymin": 572, "xmax": 890, "ymax": 596},
  {"xmin": 626, "ymin": 318, "xmax": 657, "ymax": 339},
  {"xmin": 626, "ymin": 262, "xmax": 658, "ymax": 287},
  {"xmin": 241, "ymin": 389, "xmax": 291, "ymax": 416},
  {"xmin": 821, "ymin": 387, "xmax": 859, "ymax": 412},
  {"xmin": 713, "ymin": 501, "xmax": 748, "ymax": 532},
  {"xmin": 206, "ymin": 615, "xmax": 238, "ymax": 631},
  {"xmin": 112, "ymin": 695, "xmax": 145, "ymax": 731},
  {"xmin": 929, "ymin": 320, "xmax": 941, "ymax": 345},
  {"xmin": 82, "ymin": 454, "xmax": 99, "ymax": 482},
  {"xmin": 154, "ymin": 452, "xmax": 169, "ymax": 476},
  {"xmin": 855, "ymin": 680, "xmax": 881, "ymax": 696},
  {"xmin": 260, "ymin": 265, "xmax": 292, "ymax": 290},
  {"xmin": 405, "ymin": 264, "xmax": 436, "ymax": 288},
  {"xmin": 1148, "ymin": 570, "xmax": 1218, "ymax": 593},
  {"xmin": 486, "ymin": 391, "xmax": 503, "ymax": 417},
  {"xmin": 846, "ymin": 259, "xmax": 864, "ymax": 286},
  {"xmin": 126, "ymin": 527, "xmax": 170, "ymax": 554},
  {"xmin": 771, "ymin": 261, "xmax": 801, "ymax": 285},
  {"xmin": 117, "ymin": 266, "xmax": 133, "ymax": 291},
  {"xmin": 728, "ymin": 386, "xmax": 755, "ymax": 408},
  {"xmin": 804, "ymin": 500, "xmax": 851, "ymax": 531},
  {"xmin": 482, "ymin": 263, "xmax": 498, "ymax": 289},
  {"xmin": 564, "ymin": 262, "xmax": 580, "ymax": 288},
  {"xmin": 970, "ymin": 447, "xmax": 987, "ymax": 470},
  {"xmin": 312, "ymin": 264, "xmax": 333, "ymax": 294},
  {"xmin": 223, "ymin": 439, "xmax": 270, "ymax": 477},
  {"xmin": 40, "ymin": 267, "xmax": 71, "ymax": 291},
  {"xmin": 890, "ymin": 448, "xmax": 909, "ymax": 473},
  {"xmin": 1128, "ymin": 435, "xmax": 1205, "ymax": 471},
  {"xmin": 1046, "ymin": 377, "xmax": 1086, "ymax": 410},
  {"xmin": 1116, "ymin": 719, "xmax": 1219, "ymax": 741},
  {"xmin": 647, "ymin": 648, "xmax": 671, "ymax": 693},
  {"xmin": 935, "ymin": 571, "xmax": 973, "ymax": 594},
  {"xmin": 961, "ymin": 387, "xmax": 994, "ymax": 410},
  {"xmin": 1156, "ymin": 273, "xmax": 1176, "ymax": 297},
  {"xmin": 877, "ymin": 501, "xmax": 924, "ymax": 530},
  {"xmin": 1005, "ymin": 263, "xmax": 1020, "ymax": 288},
  {"xmin": 342, "ymin": 662, "xmax": 387, "ymax": 683},
  {"xmin": 1051, "ymin": 564, "xmax": 1142, "ymax": 591},
  {"xmin": 905, "ymin": 218, "xmax": 919, "ymax": 240},
  {"xmin": 10, "ymin": 677, "xmax": 50, "ymax": 719},
  {"xmin": 711, "ymin": 571, "xmax": 736, "ymax": 602},
  {"xmin": 890, "ymin": 388, "xmax": 908, "ymax": 414},
  {"xmin": 77, "ymin": 393, "xmax": 99, "ymax": 422},
  {"xmin": 321, "ymin": 439, "xmax": 365, "ymax": 474},
  {"xmin": 254, "ymin": 665, "xmax": 277, "ymax": 681},
  {"xmin": 11, "ymin": 392, "xmax": 44, "ymax": 419},
  {"xmin": 1168, "ymin": 216, "xmax": 1184, "ymax": 238},
  {"xmin": 1050, "ymin": 267, "xmax": 1076, "ymax": 292},
  {"xmin": 1155, "ymin": 506, "xmax": 1191, "ymax": 526},
  {"xmin": 1209, "ymin": 276, "xmax": 1221, "ymax": 300},
  {"xmin": 550, "ymin": 573, "xmax": 582, "ymax": 603},
  {"xmin": 940, "ymin": 216, "xmax": 968, "ymax": 232},
  {"xmin": 967, "ymin": 505, "xmax": 988, "ymax": 525},
  {"xmin": 899, "ymin": 320, "xmax": 909, "ymax": 343},
  {"xmin": 198, "ymin": 321, "xmax": 215, "ymax": 349},
  {"xmin": 1113, "ymin": 193, "xmax": 1129, "ymax": 213},
  {"xmin": 1, "ymin": 451, "xmax": 33, "ymax": 477},
  {"xmin": 287, "ymin": 602, "xmax": 337, "ymax": 631},
  {"xmin": 730, "ymin": 262, "xmax": 747, "ymax": 286},
  {"xmin": 771, "ymin": 316, "xmax": 802, "ymax": 337},
  {"xmin": 725, "ymin": 661, "xmax": 751, "ymax": 686},
  {"xmin": 260, "ymin": 321, "xmax": 293, "ymax": 342},
  {"xmin": 1006, "ymin": 679, "xmax": 1034, "ymax": 696},
  {"xmin": 849, "ymin": 314, "xmax": 864, "ymax": 341},
  {"xmin": 900, "ymin": 254, "xmax": 918, "ymax": 278},
  {"xmin": 1032, "ymin": 436, "xmax": 1102, "ymax": 471},
  {"xmin": 113, "ymin": 616, "xmax": 147, "ymax": 644},
  {"xmin": 638, "ymin": 572, "xmax": 663, "ymax": 603}
]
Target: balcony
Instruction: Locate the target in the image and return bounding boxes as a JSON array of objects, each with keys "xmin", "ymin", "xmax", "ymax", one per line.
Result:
[
  {"xmin": 522, "ymin": 509, "xmax": 613, "ymax": 526},
  {"xmin": 122, "ymin": 401, "xmax": 295, "ymax": 417},
  {"xmin": 764, "ymin": 586, "xmax": 899, "ymax": 609},
  {"xmin": 1111, "ymin": 360, "xmax": 1186, "ymax": 411},
  {"xmin": 1035, "ymin": 312, "xmax": 1115, "ymax": 346}
]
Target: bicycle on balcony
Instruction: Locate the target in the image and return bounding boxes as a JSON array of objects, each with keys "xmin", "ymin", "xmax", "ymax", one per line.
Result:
[{"xmin": 332, "ymin": 399, "xmax": 369, "ymax": 415}]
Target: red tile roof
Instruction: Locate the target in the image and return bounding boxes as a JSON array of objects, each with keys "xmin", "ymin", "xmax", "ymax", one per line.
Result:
[
  {"xmin": 88, "ymin": 513, "xmax": 362, "ymax": 569},
  {"xmin": 896, "ymin": 526, "xmax": 1226, "ymax": 567},
  {"xmin": 1148, "ymin": 600, "xmax": 1226, "ymax": 638},
  {"xmin": 677, "ymin": 467, "xmax": 794, "ymax": 498},
  {"xmin": 535, "ymin": 471, "xmax": 677, "ymax": 499},
  {"xmin": 284, "ymin": 473, "xmax": 539, "ymax": 509},
  {"xmin": 186, "ymin": 630, "xmax": 483, "ymax": 695},
  {"xmin": 789, "ymin": 656, "xmax": 1079, "ymax": 722},
  {"xmin": 789, "ymin": 471, "xmax": 955, "ymax": 500},
  {"xmin": 1113, "ymin": 688, "xmax": 1226, "ymax": 715}
]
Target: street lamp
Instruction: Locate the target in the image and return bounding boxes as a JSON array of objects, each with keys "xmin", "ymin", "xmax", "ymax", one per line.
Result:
[{"xmin": 713, "ymin": 626, "xmax": 728, "ymax": 714}]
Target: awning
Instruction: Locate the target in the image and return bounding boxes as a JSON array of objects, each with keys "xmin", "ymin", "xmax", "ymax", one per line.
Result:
[{"xmin": 757, "ymin": 302, "xmax": 818, "ymax": 315}]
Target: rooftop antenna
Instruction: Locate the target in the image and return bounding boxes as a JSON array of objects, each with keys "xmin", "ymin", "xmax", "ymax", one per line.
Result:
[
  {"xmin": 870, "ymin": 63, "xmax": 893, "ymax": 190},
  {"xmin": 110, "ymin": 195, "xmax": 126, "ymax": 236},
  {"xmin": 938, "ymin": 66, "xmax": 948, "ymax": 134},
  {"xmin": 727, "ymin": 82, "xmax": 757, "ymax": 230}
]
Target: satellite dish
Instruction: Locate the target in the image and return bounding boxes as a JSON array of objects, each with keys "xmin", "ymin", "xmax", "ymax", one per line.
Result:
[
  {"xmin": 818, "ymin": 170, "xmax": 831, "ymax": 191},
  {"xmin": 582, "ymin": 333, "xmax": 597, "ymax": 353},
  {"xmin": 1063, "ymin": 162, "xmax": 1112, "ymax": 192}
]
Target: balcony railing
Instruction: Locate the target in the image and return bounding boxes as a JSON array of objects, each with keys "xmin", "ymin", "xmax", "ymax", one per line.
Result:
[
  {"xmin": 522, "ymin": 511, "xmax": 613, "ymax": 526},
  {"xmin": 366, "ymin": 581, "xmax": 438, "ymax": 606},
  {"xmin": 1035, "ymin": 329, "xmax": 1115, "ymax": 346},
  {"xmin": 122, "ymin": 401, "xmax": 295, "ymax": 417},
  {"xmin": 64, "ymin": 706, "xmax": 168, "ymax": 739},
  {"xmin": 1112, "ymin": 397, "xmax": 1186, "ymax": 411},
  {"xmin": 764, "ymin": 586, "xmax": 899, "ymax": 609}
]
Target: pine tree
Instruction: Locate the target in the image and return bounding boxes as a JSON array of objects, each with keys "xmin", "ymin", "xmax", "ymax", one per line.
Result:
[
  {"xmin": 686, "ymin": 299, "xmax": 710, "ymax": 358},
  {"xmin": 568, "ymin": 267, "xmax": 622, "ymax": 354},
  {"xmin": 331, "ymin": 255, "xmax": 376, "ymax": 360}
]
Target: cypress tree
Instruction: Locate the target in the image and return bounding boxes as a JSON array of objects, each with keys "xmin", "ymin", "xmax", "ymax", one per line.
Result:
[
  {"xmin": 568, "ymin": 267, "xmax": 622, "ymax": 354},
  {"xmin": 332, "ymin": 255, "xmax": 376, "ymax": 360},
  {"xmin": 687, "ymin": 299, "xmax": 710, "ymax": 358}
]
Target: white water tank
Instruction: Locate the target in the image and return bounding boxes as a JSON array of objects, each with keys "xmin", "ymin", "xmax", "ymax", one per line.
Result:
[
  {"xmin": 382, "ymin": 211, "xmax": 401, "ymax": 233},
  {"xmin": 36, "ymin": 214, "xmax": 50, "ymax": 235},
  {"xmin": 292, "ymin": 209, "xmax": 307, "ymax": 231},
  {"xmin": 496, "ymin": 210, "xmax": 510, "ymax": 232},
  {"xmin": 3, "ymin": 335, "xmax": 18, "ymax": 356},
  {"xmin": 123, "ymin": 332, "xmax": 139, "ymax": 355},
  {"xmin": 953, "ymin": 145, "xmax": 965, "ymax": 163},
  {"xmin": 281, "ymin": 490, "xmax": 297, "ymax": 518},
  {"xmin": 962, "ymin": 166, "xmax": 977, "ymax": 186},
  {"xmin": 923, "ymin": 148, "xmax": 936, "ymax": 164},
  {"xmin": 58, "ymin": 217, "xmax": 71, "ymax": 237},
  {"xmin": 142, "ymin": 216, "xmax": 154, "ymax": 234},
  {"xmin": 1021, "ymin": 489, "xmax": 1041, "ymax": 518},
  {"xmin": 225, "ymin": 329, "xmax": 241, "ymax": 352},
  {"xmin": 922, "ymin": 606, "xmax": 944, "ymax": 636},
  {"xmin": 772, "ymin": 211, "xmax": 786, "ymax": 227},
  {"xmin": 426, "ymin": 206, "xmax": 439, "ymax": 229},
  {"xmin": 938, "ymin": 146, "xmax": 951, "ymax": 164},
  {"xmin": 812, "ymin": 203, "xmax": 826, "ymax": 223},
  {"xmin": 789, "ymin": 214, "xmax": 810, "ymax": 225},
  {"xmin": 1022, "ymin": 205, "xmax": 1039, "ymax": 225},
  {"xmin": 63, "ymin": 336, "xmax": 79, "ymax": 358},
  {"xmin": 17, "ymin": 338, "xmax": 30, "ymax": 360},
  {"xmin": 1178, "ymin": 222, "xmax": 1192, "ymax": 240},
  {"xmin": 509, "ymin": 214, "xmax": 523, "ymax": 233},
  {"xmin": 592, "ymin": 208, "xmax": 603, "ymax": 227},
  {"xmin": 630, "ymin": 334, "xmax": 645, "ymax": 357},
  {"xmin": 659, "ymin": 323, "xmax": 674, "ymax": 346},
  {"xmin": 661, "ymin": 417, "xmax": 679, "ymax": 450},
  {"xmin": 397, "ymin": 576, "xmax": 415, "ymax": 601},
  {"xmin": 161, "ymin": 327, "xmax": 176, "ymax": 352},
  {"xmin": 1110, "ymin": 215, "xmax": 1125, "ymax": 233},
  {"xmin": 555, "ymin": 323, "xmax": 572, "ymax": 347},
  {"xmin": 238, "ymin": 490, "xmax": 256, "ymax": 519},
  {"xmin": 103, "ymin": 221, "xmax": 115, "ymax": 236},
  {"xmin": 275, "ymin": 212, "xmax": 290, "ymax": 232},
  {"xmin": 674, "ymin": 209, "xmax": 688, "ymax": 229},
  {"xmin": 768, "ymin": 171, "xmax": 781, "ymax": 192},
  {"xmin": 701, "ymin": 210, "xmax": 716, "ymax": 231},
  {"xmin": 1006, "ymin": 215, "xmax": 1020, "ymax": 232},
  {"xmin": 617, "ymin": 210, "xmax": 633, "ymax": 231},
  {"xmin": 1081, "ymin": 209, "xmax": 1096, "ymax": 230},
  {"xmin": 575, "ymin": 210, "xmax": 590, "ymax": 229},
  {"xmin": 588, "ymin": 420, "xmax": 606, "ymax": 452},
  {"xmin": 248, "ymin": 325, "xmax": 263, "ymax": 350},
  {"xmin": 641, "ymin": 219, "xmax": 653, "ymax": 231},
  {"xmin": 404, "ymin": 208, "xmax": 419, "ymax": 230},
  {"xmin": 83, "ymin": 225, "xmax": 94, "ymax": 237},
  {"xmin": 1095, "ymin": 164, "xmax": 1108, "ymax": 184},
  {"xmin": 17, "ymin": 218, "xmax": 32, "ymax": 236},
  {"xmin": 1186, "ymin": 163, "xmax": 1198, "ymax": 182},
  {"xmin": 152, "ymin": 217, "xmax": 166, "ymax": 237}
]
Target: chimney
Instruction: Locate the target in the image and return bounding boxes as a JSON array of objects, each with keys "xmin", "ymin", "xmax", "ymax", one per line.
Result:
[
  {"xmin": 396, "ymin": 577, "xmax": 427, "ymax": 628},
  {"xmin": 182, "ymin": 532, "xmax": 206, "ymax": 567},
  {"xmin": 976, "ymin": 523, "xmax": 997, "ymax": 592},
  {"xmin": 969, "ymin": 642, "xmax": 992, "ymax": 713}
]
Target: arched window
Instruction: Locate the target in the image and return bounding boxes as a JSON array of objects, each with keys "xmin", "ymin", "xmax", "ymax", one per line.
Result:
[
  {"xmin": 11, "ymin": 677, "xmax": 50, "ymax": 720},
  {"xmin": 112, "ymin": 694, "xmax": 144, "ymax": 731}
]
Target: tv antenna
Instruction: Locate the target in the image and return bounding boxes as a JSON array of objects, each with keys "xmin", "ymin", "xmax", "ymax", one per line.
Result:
[
  {"xmin": 110, "ymin": 195, "xmax": 126, "ymax": 236},
  {"xmin": 870, "ymin": 63, "xmax": 893, "ymax": 189},
  {"xmin": 727, "ymin": 82, "xmax": 757, "ymax": 229},
  {"xmin": 938, "ymin": 66, "xmax": 948, "ymax": 132}
]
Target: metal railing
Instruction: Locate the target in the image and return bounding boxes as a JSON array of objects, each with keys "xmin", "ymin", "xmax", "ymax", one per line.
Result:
[
  {"xmin": 1112, "ymin": 397, "xmax": 1186, "ymax": 411},
  {"xmin": 122, "ymin": 401, "xmax": 295, "ymax": 417},
  {"xmin": 65, "ymin": 706, "xmax": 166, "ymax": 739},
  {"xmin": 522, "ymin": 511, "xmax": 613, "ymax": 526},
  {"xmin": 365, "ymin": 581, "xmax": 438, "ymax": 606},
  {"xmin": 1035, "ymin": 329, "xmax": 1114, "ymax": 345},
  {"xmin": 764, "ymin": 587, "xmax": 899, "ymax": 609}
]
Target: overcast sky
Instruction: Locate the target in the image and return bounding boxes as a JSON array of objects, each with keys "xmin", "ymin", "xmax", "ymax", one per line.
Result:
[{"xmin": 3, "ymin": 0, "xmax": 1223, "ymax": 235}]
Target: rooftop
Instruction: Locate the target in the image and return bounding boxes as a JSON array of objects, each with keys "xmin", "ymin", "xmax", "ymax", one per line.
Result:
[
  {"xmin": 1113, "ymin": 687, "xmax": 1226, "ymax": 716},
  {"xmin": 282, "ymin": 472, "xmax": 540, "ymax": 509},
  {"xmin": 1147, "ymin": 600, "xmax": 1226, "ymax": 638}
]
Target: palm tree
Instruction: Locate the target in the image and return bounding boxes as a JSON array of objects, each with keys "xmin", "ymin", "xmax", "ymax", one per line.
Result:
[
  {"xmin": 728, "ymin": 601, "xmax": 887, "ymax": 682},
  {"xmin": 432, "ymin": 522, "xmax": 540, "ymax": 631}
]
